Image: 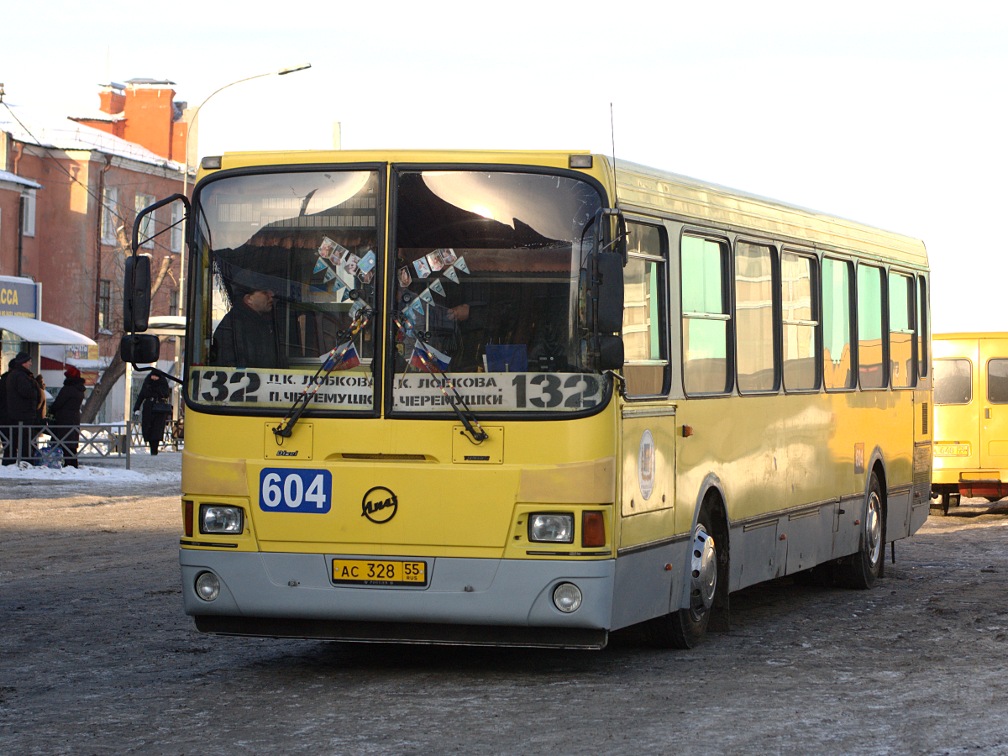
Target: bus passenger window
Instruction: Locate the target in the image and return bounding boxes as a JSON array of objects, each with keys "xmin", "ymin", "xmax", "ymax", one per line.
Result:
[
  {"xmin": 857, "ymin": 264, "xmax": 886, "ymax": 389},
  {"xmin": 622, "ymin": 222, "xmax": 668, "ymax": 396},
  {"xmin": 681, "ymin": 235, "xmax": 731, "ymax": 394},
  {"xmin": 822, "ymin": 257, "xmax": 854, "ymax": 390},
  {"xmin": 782, "ymin": 251, "xmax": 819, "ymax": 391},
  {"xmin": 735, "ymin": 242, "xmax": 777, "ymax": 393},
  {"xmin": 889, "ymin": 272, "xmax": 916, "ymax": 389}
]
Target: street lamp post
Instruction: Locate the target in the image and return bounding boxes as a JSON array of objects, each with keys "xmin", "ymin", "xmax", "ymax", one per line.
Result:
[
  {"xmin": 164, "ymin": 63, "xmax": 311, "ymax": 423},
  {"xmin": 178, "ymin": 62, "xmax": 311, "ymax": 306}
]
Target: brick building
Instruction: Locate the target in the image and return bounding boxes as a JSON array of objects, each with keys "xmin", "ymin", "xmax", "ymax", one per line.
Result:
[{"xmin": 0, "ymin": 80, "xmax": 189, "ymax": 421}]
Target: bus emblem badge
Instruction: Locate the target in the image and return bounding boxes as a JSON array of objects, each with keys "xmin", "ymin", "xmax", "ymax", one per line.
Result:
[{"xmin": 362, "ymin": 486, "xmax": 398, "ymax": 523}]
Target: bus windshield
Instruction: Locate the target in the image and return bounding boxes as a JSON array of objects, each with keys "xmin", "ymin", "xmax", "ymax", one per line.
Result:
[{"xmin": 186, "ymin": 165, "xmax": 607, "ymax": 416}]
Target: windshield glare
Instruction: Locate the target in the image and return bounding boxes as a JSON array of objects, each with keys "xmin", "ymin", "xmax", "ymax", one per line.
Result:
[{"xmin": 187, "ymin": 166, "xmax": 606, "ymax": 415}]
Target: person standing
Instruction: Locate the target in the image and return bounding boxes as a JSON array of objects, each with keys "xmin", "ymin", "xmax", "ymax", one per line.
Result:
[
  {"xmin": 5, "ymin": 352, "xmax": 39, "ymax": 464},
  {"xmin": 133, "ymin": 371, "xmax": 172, "ymax": 456},
  {"xmin": 0, "ymin": 367, "xmax": 10, "ymax": 464},
  {"xmin": 51, "ymin": 366, "xmax": 86, "ymax": 468}
]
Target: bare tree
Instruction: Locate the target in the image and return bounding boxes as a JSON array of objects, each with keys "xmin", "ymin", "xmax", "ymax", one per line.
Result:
[{"xmin": 80, "ymin": 215, "xmax": 178, "ymax": 423}]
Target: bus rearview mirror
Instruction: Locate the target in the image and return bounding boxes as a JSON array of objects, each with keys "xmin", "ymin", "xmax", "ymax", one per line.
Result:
[{"xmin": 123, "ymin": 255, "xmax": 152, "ymax": 333}]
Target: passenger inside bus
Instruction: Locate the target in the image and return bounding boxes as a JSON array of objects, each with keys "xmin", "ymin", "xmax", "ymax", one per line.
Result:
[{"xmin": 211, "ymin": 284, "xmax": 285, "ymax": 369}]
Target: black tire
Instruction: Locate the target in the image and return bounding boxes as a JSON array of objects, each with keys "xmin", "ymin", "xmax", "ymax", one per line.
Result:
[
  {"xmin": 648, "ymin": 509, "xmax": 718, "ymax": 649},
  {"xmin": 840, "ymin": 471, "xmax": 884, "ymax": 589}
]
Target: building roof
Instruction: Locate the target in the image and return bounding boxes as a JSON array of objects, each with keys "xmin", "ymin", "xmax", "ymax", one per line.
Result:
[
  {"xmin": 0, "ymin": 169, "xmax": 42, "ymax": 190},
  {"xmin": 0, "ymin": 102, "xmax": 182, "ymax": 171}
]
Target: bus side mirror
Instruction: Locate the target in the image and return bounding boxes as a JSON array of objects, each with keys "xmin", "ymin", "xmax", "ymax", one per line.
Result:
[
  {"xmin": 598, "ymin": 335, "xmax": 624, "ymax": 371},
  {"xmin": 120, "ymin": 334, "xmax": 160, "ymax": 364},
  {"xmin": 123, "ymin": 255, "xmax": 152, "ymax": 333},
  {"xmin": 594, "ymin": 251, "xmax": 624, "ymax": 335}
]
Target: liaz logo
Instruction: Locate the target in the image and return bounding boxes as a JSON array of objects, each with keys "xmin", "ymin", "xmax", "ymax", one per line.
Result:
[{"xmin": 361, "ymin": 486, "xmax": 398, "ymax": 524}]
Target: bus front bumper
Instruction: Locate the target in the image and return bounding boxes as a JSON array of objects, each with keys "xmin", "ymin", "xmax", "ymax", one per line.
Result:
[{"xmin": 180, "ymin": 550, "xmax": 616, "ymax": 649}]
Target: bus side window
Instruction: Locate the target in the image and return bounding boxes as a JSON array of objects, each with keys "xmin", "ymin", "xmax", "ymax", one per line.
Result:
[
  {"xmin": 782, "ymin": 251, "xmax": 820, "ymax": 392},
  {"xmin": 735, "ymin": 241, "xmax": 778, "ymax": 393},
  {"xmin": 857, "ymin": 263, "xmax": 886, "ymax": 389},
  {"xmin": 822, "ymin": 257, "xmax": 855, "ymax": 391},
  {"xmin": 622, "ymin": 222, "xmax": 669, "ymax": 396},
  {"xmin": 889, "ymin": 272, "xmax": 916, "ymax": 389},
  {"xmin": 681, "ymin": 235, "xmax": 731, "ymax": 395}
]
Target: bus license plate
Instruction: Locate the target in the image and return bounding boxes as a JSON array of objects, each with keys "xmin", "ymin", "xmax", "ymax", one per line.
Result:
[{"xmin": 332, "ymin": 558, "xmax": 427, "ymax": 586}]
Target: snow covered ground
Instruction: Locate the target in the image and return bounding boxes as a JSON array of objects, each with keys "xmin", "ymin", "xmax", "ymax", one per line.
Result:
[{"xmin": 0, "ymin": 448, "xmax": 181, "ymax": 492}]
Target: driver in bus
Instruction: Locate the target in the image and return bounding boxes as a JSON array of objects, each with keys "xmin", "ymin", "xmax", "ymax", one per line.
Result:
[{"xmin": 211, "ymin": 284, "xmax": 285, "ymax": 369}]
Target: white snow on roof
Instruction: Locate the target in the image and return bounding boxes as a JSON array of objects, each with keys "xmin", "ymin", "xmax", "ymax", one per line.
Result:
[
  {"xmin": 0, "ymin": 102, "xmax": 182, "ymax": 171},
  {"xmin": 0, "ymin": 169, "xmax": 42, "ymax": 189}
]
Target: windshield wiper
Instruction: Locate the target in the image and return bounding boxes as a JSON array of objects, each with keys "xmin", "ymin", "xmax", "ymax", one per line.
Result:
[
  {"xmin": 273, "ymin": 307, "xmax": 372, "ymax": 439},
  {"xmin": 394, "ymin": 315, "xmax": 488, "ymax": 444}
]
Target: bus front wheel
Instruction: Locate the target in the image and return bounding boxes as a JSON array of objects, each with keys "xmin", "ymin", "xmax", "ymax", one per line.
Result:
[
  {"xmin": 840, "ymin": 471, "xmax": 884, "ymax": 589},
  {"xmin": 649, "ymin": 510, "xmax": 718, "ymax": 649}
]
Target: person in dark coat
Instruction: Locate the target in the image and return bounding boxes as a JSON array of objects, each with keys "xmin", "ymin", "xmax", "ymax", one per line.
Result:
[
  {"xmin": 133, "ymin": 372, "xmax": 172, "ymax": 455},
  {"xmin": 51, "ymin": 365, "xmax": 86, "ymax": 468},
  {"xmin": 211, "ymin": 286, "xmax": 284, "ymax": 368},
  {"xmin": 0, "ymin": 369, "xmax": 10, "ymax": 464},
  {"xmin": 5, "ymin": 352, "xmax": 39, "ymax": 464}
]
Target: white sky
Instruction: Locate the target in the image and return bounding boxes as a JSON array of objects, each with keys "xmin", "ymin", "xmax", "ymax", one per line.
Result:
[{"xmin": 4, "ymin": 0, "xmax": 1007, "ymax": 333}]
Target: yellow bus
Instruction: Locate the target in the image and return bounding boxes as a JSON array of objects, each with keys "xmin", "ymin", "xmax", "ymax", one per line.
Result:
[
  {"xmin": 124, "ymin": 150, "xmax": 932, "ymax": 649},
  {"xmin": 932, "ymin": 332, "xmax": 1008, "ymax": 514}
]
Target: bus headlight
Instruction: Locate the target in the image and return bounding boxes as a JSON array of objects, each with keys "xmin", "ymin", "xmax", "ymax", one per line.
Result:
[
  {"xmin": 528, "ymin": 513, "xmax": 574, "ymax": 543},
  {"xmin": 200, "ymin": 504, "xmax": 243, "ymax": 534},
  {"xmin": 553, "ymin": 582, "xmax": 582, "ymax": 613},
  {"xmin": 195, "ymin": 571, "xmax": 220, "ymax": 602}
]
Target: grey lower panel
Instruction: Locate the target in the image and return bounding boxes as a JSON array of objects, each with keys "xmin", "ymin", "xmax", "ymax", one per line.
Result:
[
  {"xmin": 194, "ymin": 616, "xmax": 608, "ymax": 649},
  {"xmin": 180, "ymin": 550, "xmax": 615, "ymax": 645}
]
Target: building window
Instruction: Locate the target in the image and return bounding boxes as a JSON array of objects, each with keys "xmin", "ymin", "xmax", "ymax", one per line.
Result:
[
  {"xmin": 170, "ymin": 200, "xmax": 184, "ymax": 254},
  {"xmin": 169, "ymin": 290, "xmax": 178, "ymax": 317},
  {"xmin": 21, "ymin": 190, "xmax": 36, "ymax": 237},
  {"xmin": 135, "ymin": 193, "xmax": 155, "ymax": 249},
  {"xmin": 98, "ymin": 279, "xmax": 111, "ymax": 332},
  {"xmin": 101, "ymin": 187, "xmax": 119, "ymax": 246}
]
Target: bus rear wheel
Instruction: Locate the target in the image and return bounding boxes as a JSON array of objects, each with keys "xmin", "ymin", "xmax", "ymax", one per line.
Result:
[
  {"xmin": 649, "ymin": 512, "xmax": 718, "ymax": 649},
  {"xmin": 840, "ymin": 471, "xmax": 884, "ymax": 589}
]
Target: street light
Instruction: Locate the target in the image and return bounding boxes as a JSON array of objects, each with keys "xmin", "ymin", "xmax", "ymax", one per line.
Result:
[{"xmin": 182, "ymin": 63, "xmax": 311, "ymax": 196}]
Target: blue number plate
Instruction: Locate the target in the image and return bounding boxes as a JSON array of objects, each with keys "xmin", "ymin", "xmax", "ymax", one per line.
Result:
[{"xmin": 259, "ymin": 468, "xmax": 332, "ymax": 513}]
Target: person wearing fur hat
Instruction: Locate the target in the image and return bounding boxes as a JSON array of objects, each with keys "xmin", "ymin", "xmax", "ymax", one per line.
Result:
[
  {"xmin": 5, "ymin": 351, "xmax": 38, "ymax": 464},
  {"xmin": 51, "ymin": 365, "xmax": 86, "ymax": 468}
]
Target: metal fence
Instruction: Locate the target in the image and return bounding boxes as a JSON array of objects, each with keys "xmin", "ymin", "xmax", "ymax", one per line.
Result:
[{"xmin": 0, "ymin": 420, "xmax": 182, "ymax": 469}]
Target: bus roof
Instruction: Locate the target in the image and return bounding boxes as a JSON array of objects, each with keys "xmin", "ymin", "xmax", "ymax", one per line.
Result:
[
  {"xmin": 608, "ymin": 158, "xmax": 927, "ymax": 268},
  {"xmin": 202, "ymin": 149, "xmax": 927, "ymax": 268}
]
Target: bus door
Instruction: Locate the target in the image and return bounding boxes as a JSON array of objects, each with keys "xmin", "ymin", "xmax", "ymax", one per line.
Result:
[{"xmin": 978, "ymin": 336, "xmax": 1008, "ymax": 488}]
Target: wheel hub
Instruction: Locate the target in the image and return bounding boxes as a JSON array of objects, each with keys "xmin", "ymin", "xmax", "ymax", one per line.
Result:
[{"xmin": 690, "ymin": 525, "xmax": 717, "ymax": 612}]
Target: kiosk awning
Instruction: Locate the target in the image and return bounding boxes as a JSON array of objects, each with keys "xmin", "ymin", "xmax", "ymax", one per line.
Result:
[{"xmin": 0, "ymin": 315, "xmax": 97, "ymax": 346}]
